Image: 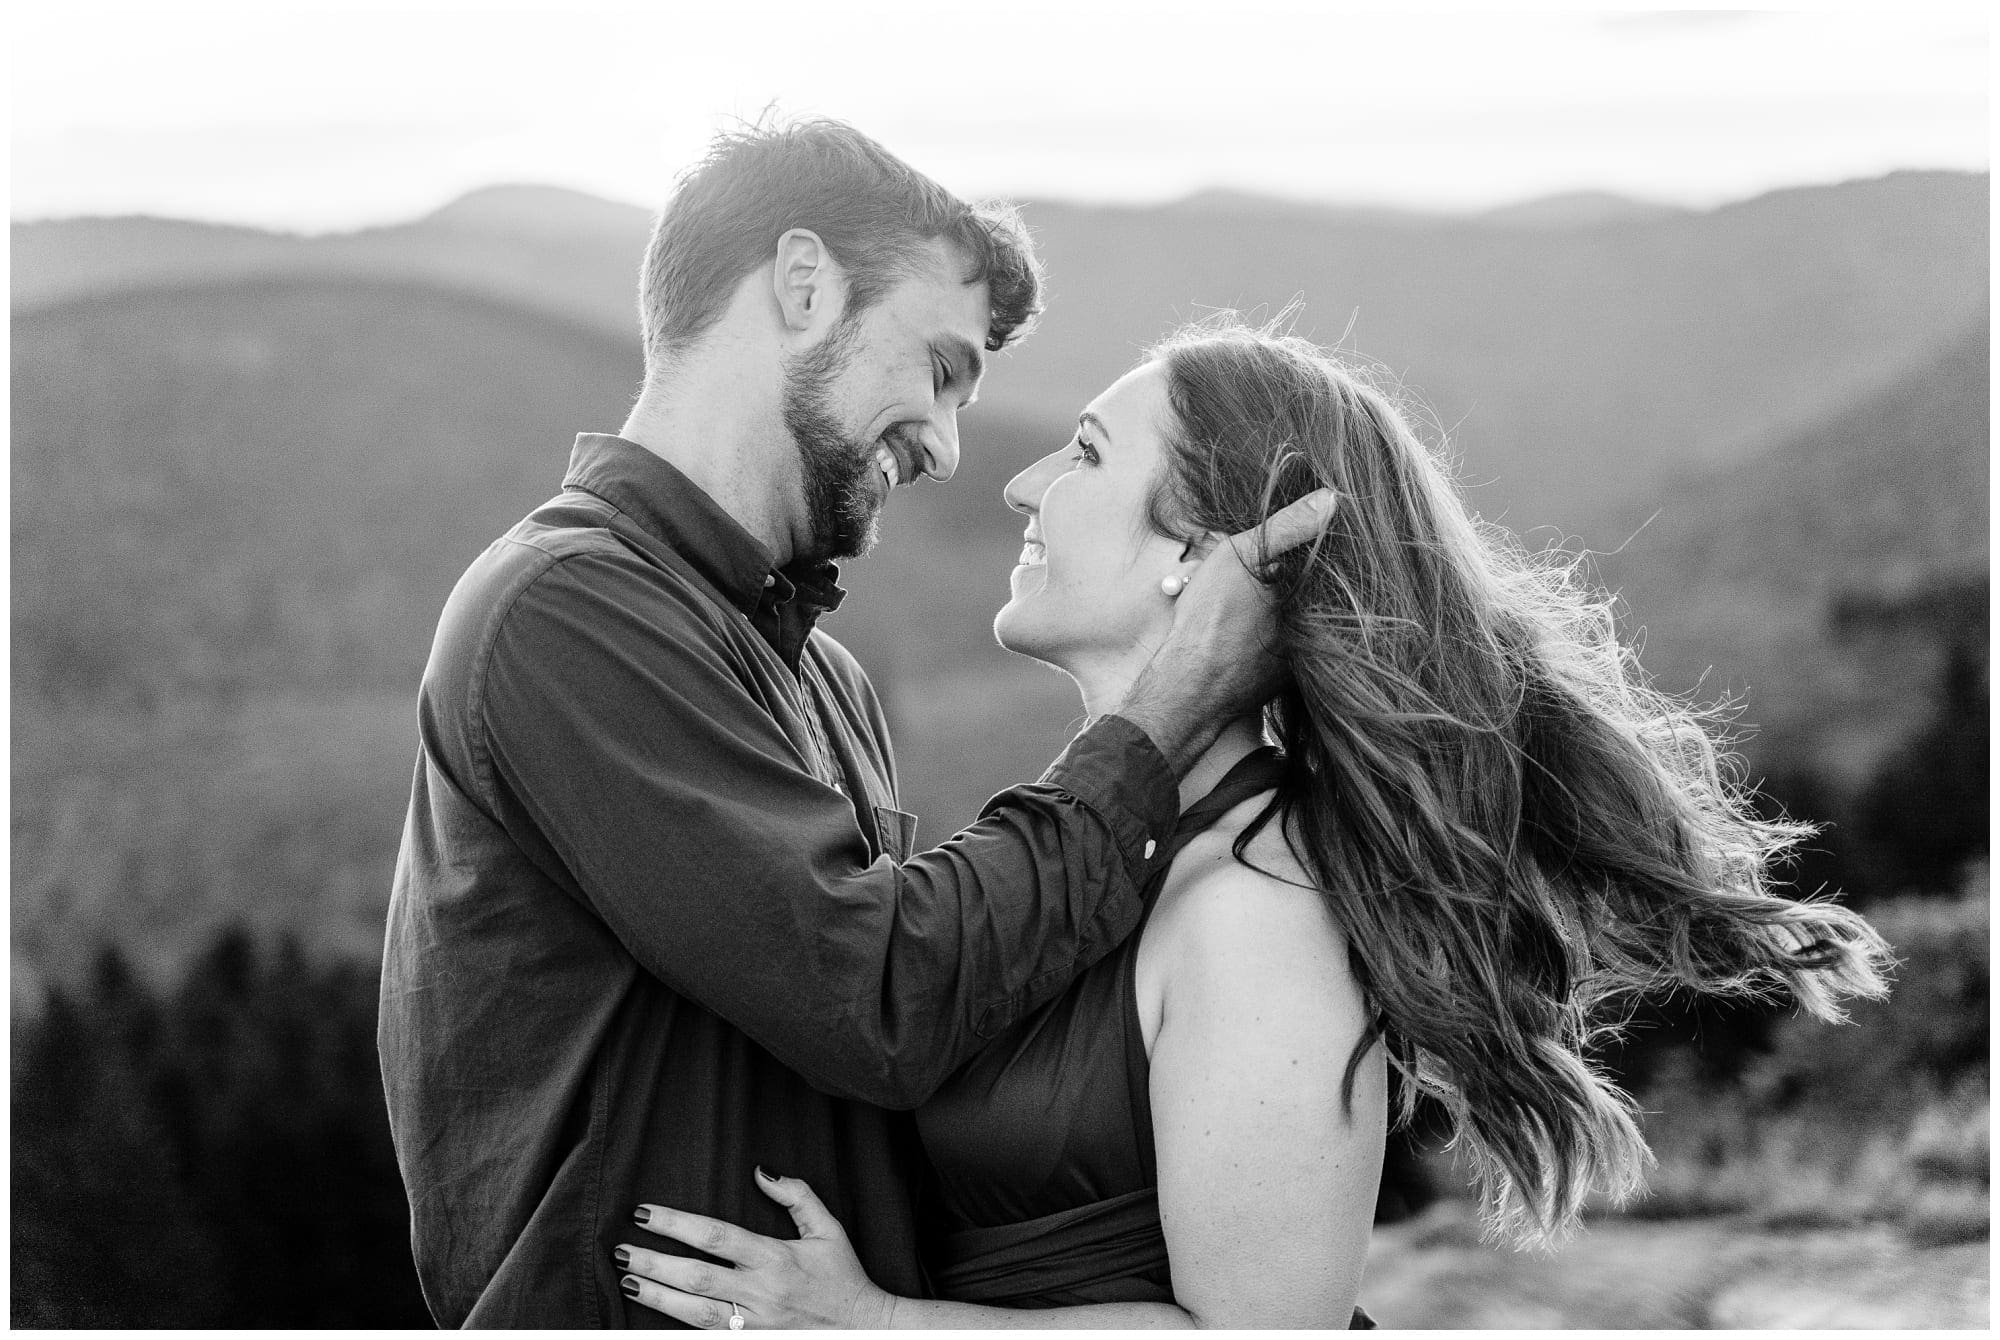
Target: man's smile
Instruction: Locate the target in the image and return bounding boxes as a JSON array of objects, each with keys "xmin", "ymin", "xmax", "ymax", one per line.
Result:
[{"xmin": 873, "ymin": 441, "xmax": 904, "ymax": 490}]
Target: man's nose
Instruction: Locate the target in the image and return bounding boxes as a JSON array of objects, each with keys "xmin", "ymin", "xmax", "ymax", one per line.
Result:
[{"xmin": 918, "ymin": 411, "xmax": 960, "ymax": 483}]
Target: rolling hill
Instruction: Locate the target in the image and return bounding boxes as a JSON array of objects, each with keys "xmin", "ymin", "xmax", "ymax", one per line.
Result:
[
  {"xmin": 1598, "ymin": 317, "xmax": 1989, "ymax": 777},
  {"xmin": 15, "ymin": 170, "xmax": 1987, "ymax": 541},
  {"xmin": 10, "ymin": 173, "xmax": 1989, "ymax": 984},
  {"xmin": 13, "ymin": 277, "xmax": 643, "ymax": 699},
  {"xmin": 8, "ymin": 275, "xmax": 1069, "ymax": 986},
  {"xmin": 1002, "ymin": 171, "xmax": 1986, "ymax": 536},
  {"xmin": 12, "ymin": 279, "xmax": 638, "ymax": 985}
]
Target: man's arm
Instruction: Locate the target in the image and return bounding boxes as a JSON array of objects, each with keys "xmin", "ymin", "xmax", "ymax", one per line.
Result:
[
  {"xmin": 468, "ymin": 490, "xmax": 1335, "ymax": 1110},
  {"xmin": 474, "ymin": 551, "xmax": 1173, "ymax": 1110}
]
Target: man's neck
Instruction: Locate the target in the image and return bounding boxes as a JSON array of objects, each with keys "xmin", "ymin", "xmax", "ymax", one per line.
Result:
[{"xmin": 618, "ymin": 349, "xmax": 803, "ymax": 567}]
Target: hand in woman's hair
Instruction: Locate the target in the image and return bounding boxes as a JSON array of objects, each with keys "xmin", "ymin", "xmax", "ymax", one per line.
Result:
[{"xmin": 1120, "ymin": 488, "xmax": 1335, "ymax": 775}]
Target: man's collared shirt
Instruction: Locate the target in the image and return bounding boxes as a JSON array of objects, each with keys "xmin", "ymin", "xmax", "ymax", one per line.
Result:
[{"xmin": 379, "ymin": 433, "xmax": 1178, "ymax": 1327}]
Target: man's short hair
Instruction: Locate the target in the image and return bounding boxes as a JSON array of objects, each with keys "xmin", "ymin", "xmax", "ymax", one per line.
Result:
[{"xmin": 638, "ymin": 117, "xmax": 1044, "ymax": 369}]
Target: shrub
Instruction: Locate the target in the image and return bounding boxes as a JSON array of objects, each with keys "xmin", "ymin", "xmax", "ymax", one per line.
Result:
[{"xmin": 1621, "ymin": 871, "xmax": 1989, "ymax": 1234}]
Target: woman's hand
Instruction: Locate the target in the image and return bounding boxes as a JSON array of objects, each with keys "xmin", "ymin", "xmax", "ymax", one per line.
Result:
[{"xmin": 616, "ymin": 1169, "xmax": 897, "ymax": 1330}]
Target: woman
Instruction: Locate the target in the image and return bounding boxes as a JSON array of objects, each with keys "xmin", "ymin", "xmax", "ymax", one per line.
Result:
[{"xmin": 613, "ymin": 320, "xmax": 1891, "ymax": 1327}]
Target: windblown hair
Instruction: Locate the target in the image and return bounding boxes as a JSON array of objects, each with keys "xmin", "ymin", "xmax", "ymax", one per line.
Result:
[
  {"xmin": 638, "ymin": 115, "xmax": 1043, "ymax": 371},
  {"xmin": 1145, "ymin": 317, "xmax": 1892, "ymax": 1247}
]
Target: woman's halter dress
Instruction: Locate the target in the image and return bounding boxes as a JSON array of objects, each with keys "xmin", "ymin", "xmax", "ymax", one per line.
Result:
[{"xmin": 914, "ymin": 747, "xmax": 1374, "ymax": 1327}]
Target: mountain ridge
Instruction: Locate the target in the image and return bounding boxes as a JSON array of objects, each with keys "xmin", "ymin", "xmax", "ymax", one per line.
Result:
[{"xmin": 10, "ymin": 259, "xmax": 1985, "ymax": 984}]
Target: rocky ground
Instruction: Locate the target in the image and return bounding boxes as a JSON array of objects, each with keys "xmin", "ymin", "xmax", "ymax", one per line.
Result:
[{"xmin": 1359, "ymin": 1202, "xmax": 1987, "ymax": 1329}]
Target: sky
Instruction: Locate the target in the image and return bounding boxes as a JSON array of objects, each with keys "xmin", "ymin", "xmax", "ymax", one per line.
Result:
[{"xmin": 10, "ymin": 3, "xmax": 1990, "ymax": 233}]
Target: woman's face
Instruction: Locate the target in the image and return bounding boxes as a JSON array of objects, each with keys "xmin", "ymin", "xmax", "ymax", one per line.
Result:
[{"xmin": 994, "ymin": 360, "xmax": 1190, "ymax": 676}]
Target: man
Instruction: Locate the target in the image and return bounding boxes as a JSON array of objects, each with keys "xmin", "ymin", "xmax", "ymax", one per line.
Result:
[{"xmin": 379, "ymin": 118, "xmax": 1325, "ymax": 1327}]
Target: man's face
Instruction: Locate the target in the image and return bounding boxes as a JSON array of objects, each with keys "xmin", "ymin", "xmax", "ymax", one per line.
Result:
[{"xmin": 780, "ymin": 246, "xmax": 991, "ymax": 561}]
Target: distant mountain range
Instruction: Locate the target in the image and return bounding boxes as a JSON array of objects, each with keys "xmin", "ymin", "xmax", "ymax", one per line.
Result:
[
  {"xmin": 9, "ymin": 171, "xmax": 1988, "ymax": 981},
  {"xmin": 15, "ymin": 170, "xmax": 1987, "ymax": 540},
  {"xmin": 1478, "ymin": 190, "xmax": 1692, "ymax": 229}
]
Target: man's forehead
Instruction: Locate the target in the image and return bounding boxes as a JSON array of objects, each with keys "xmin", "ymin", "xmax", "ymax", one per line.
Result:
[
  {"xmin": 893, "ymin": 248, "xmax": 987, "ymax": 312},
  {"xmin": 883, "ymin": 265, "xmax": 990, "ymax": 363}
]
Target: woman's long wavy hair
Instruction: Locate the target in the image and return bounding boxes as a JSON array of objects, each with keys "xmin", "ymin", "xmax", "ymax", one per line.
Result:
[{"xmin": 1146, "ymin": 317, "xmax": 1892, "ymax": 1247}]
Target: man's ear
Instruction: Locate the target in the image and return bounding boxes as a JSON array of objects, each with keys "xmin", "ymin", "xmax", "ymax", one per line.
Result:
[{"xmin": 771, "ymin": 228, "xmax": 843, "ymax": 335}]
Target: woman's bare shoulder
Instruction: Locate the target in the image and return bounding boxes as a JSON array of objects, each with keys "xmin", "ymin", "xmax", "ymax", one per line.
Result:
[
  {"xmin": 1137, "ymin": 793, "xmax": 1364, "ymax": 1043},
  {"xmin": 1153, "ymin": 793, "xmax": 1334, "ymax": 939}
]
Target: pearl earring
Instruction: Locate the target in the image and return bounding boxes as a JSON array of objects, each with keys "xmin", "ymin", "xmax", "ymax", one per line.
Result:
[{"xmin": 1160, "ymin": 573, "xmax": 1187, "ymax": 598}]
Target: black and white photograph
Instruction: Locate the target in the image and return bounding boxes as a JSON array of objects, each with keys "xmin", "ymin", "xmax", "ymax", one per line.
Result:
[{"xmin": 11, "ymin": 2, "xmax": 1988, "ymax": 1329}]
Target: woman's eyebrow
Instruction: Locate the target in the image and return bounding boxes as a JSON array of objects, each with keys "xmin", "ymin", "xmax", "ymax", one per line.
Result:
[{"xmin": 1079, "ymin": 411, "xmax": 1113, "ymax": 442}]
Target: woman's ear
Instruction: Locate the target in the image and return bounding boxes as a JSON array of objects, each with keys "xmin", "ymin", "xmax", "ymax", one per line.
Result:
[{"xmin": 1178, "ymin": 533, "xmax": 1222, "ymax": 564}]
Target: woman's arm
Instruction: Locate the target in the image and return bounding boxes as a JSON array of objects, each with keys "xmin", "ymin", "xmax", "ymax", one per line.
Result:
[{"xmin": 1142, "ymin": 853, "xmax": 1387, "ymax": 1327}]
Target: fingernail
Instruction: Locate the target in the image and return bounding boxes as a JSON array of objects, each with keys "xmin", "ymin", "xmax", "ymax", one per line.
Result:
[
  {"xmin": 621, "ymin": 1276, "xmax": 641, "ymax": 1298},
  {"xmin": 632, "ymin": 1206, "xmax": 652, "ymax": 1226},
  {"xmin": 613, "ymin": 1246, "xmax": 631, "ymax": 1269},
  {"xmin": 755, "ymin": 1166, "xmax": 781, "ymax": 1183}
]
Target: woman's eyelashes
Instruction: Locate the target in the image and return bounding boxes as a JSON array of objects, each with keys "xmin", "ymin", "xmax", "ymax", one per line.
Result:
[{"xmin": 1068, "ymin": 434, "xmax": 1100, "ymax": 467}]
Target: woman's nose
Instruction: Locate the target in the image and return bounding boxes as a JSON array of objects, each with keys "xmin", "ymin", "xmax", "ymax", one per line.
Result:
[{"xmin": 1003, "ymin": 450, "xmax": 1062, "ymax": 515}]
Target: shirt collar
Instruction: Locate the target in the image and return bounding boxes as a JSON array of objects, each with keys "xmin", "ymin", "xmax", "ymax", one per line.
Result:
[{"xmin": 560, "ymin": 433, "xmax": 846, "ymax": 622}]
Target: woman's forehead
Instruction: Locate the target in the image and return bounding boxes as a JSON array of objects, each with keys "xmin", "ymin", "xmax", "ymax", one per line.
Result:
[{"xmin": 1084, "ymin": 360, "xmax": 1170, "ymax": 436}]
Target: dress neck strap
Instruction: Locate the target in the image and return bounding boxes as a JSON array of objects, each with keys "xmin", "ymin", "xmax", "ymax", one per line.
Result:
[{"xmin": 1159, "ymin": 746, "xmax": 1287, "ymax": 866}]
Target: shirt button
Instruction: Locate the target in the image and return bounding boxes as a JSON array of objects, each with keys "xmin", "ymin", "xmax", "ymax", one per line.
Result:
[
  {"xmin": 763, "ymin": 574, "xmax": 776, "ymax": 588},
  {"xmin": 1143, "ymin": 839, "xmax": 1157, "ymax": 860}
]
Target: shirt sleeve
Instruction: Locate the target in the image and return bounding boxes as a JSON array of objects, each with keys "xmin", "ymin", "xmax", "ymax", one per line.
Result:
[{"xmin": 474, "ymin": 551, "xmax": 1179, "ymax": 1110}]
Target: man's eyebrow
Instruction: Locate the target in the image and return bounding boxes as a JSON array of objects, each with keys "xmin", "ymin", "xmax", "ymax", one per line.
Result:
[
  {"xmin": 938, "ymin": 335, "xmax": 986, "ymax": 390},
  {"xmin": 1078, "ymin": 411, "xmax": 1112, "ymax": 441}
]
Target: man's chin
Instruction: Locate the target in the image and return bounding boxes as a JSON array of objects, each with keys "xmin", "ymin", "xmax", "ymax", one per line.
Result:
[
  {"xmin": 832, "ymin": 519, "xmax": 881, "ymax": 561},
  {"xmin": 818, "ymin": 502, "xmax": 882, "ymax": 562},
  {"xmin": 801, "ymin": 472, "xmax": 886, "ymax": 562}
]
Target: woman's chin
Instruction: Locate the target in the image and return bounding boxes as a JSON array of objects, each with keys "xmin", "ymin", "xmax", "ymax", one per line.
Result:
[{"xmin": 993, "ymin": 574, "xmax": 1055, "ymax": 660}]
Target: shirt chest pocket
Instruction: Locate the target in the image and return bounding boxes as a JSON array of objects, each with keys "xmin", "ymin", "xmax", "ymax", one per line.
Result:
[{"xmin": 872, "ymin": 805, "xmax": 918, "ymax": 863}]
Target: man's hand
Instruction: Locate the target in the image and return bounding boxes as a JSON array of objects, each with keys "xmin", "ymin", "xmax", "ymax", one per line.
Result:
[{"xmin": 1119, "ymin": 488, "xmax": 1336, "ymax": 778}]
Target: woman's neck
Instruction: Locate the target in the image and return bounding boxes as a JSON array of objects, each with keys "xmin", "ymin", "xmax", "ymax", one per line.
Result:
[
  {"xmin": 1076, "ymin": 657, "xmax": 1265, "ymax": 812},
  {"xmin": 1170, "ymin": 716, "xmax": 1267, "ymax": 812}
]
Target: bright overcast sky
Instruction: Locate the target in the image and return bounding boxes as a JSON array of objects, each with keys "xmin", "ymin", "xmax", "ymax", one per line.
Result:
[{"xmin": 10, "ymin": 3, "xmax": 1989, "ymax": 232}]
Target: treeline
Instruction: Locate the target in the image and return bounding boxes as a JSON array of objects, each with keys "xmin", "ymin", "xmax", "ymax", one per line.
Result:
[
  {"xmin": 15, "ymin": 872, "xmax": 1984, "ymax": 1325},
  {"xmin": 1608, "ymin": 608, "xmax": 1988, "ymax": 1096},
  {"xmin": 13, "ymin": 595, "xmax": 1986, "ymax": 1327},
  {"xmin": 12, "ymin": 932, "xmax": 432, "ymax": 1327}
]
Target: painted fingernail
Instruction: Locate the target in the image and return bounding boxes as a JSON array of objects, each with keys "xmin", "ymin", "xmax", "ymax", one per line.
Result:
[
  {"xmin": 755, "ymin": 1166, "xmax": 781, "ymax": 1183},
  {"xmin": 613, "ymin": 1246, "xmax": 631, "ymax": 1269},
  {"xmin": 632, "ymin": 1206, "xmax": 652, "ymax": 1226},
  {"xmin": 621, "ymin": 1276, "xmax": 641, "ymax": 1298}
]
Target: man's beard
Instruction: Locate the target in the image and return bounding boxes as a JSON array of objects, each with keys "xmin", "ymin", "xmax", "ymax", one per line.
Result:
[{"xmin": 781, "ymin": 318, "xmax": 881, "ymax": 562}]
